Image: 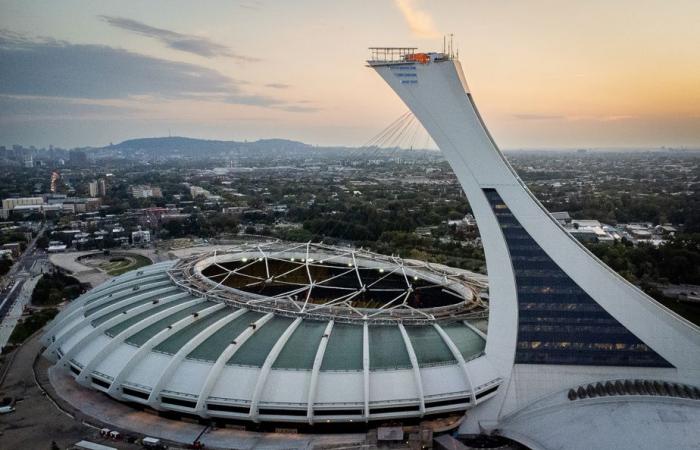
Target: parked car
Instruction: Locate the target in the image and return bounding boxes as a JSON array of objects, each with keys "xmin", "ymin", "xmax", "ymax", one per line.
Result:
[{"xmin": 0, "ymin": 405, "xmax": 16, "ymax": 414}]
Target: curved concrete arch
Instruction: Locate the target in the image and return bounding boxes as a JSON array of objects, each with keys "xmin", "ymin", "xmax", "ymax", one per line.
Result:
[
  {"xmin": 145, "ymin": 308, "xmax": 249, "ymax": 408},
  {"xmin": 398, "ymin": 323, "xmax": 425, "ymax": 415},
  {"xmin": 43, "ymin": 276, "xmax": 172, "ymax": 347},
  {"xmin": 44, "ymin": 271, "xmax": 169, "ymax": 338},
  {"xmin": 56, "ymin": 290, "xmax": 188, "ymax": 371},
  {"xmin": 193, "ymin": 313, "xmax": 274, "ymax": 416},
  {"xmin": 306, "ymin": 320, "xmax": 334, "ymax": 424},
  {"xmin": 79, "ymin": 260, "xmax": 173, "ymax": 301},
  {"xmin": 433, "ymin": 323, "xmax": 477, "ymax": 405},
  {"xmin": 249, "ymin": 317, "xmax": 303, "ymax": 421},
  {"xmin": 45, "ymin": 287, "xmax": 184, "ymax": 361},
  {"xmin": 76, "ymin": 297, "xmax": 205, "ymax": 386},
  {"xmin": 107, "ymin": 302, "xmax": 226, "ymax": 398},
  {"xmin": 362, "ymin": 321, "xmax": 370, "ymax": 420}
]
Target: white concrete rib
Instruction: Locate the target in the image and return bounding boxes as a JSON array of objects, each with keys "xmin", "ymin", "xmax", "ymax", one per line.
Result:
[
  {"xmin": 306, "ymin": 320, "xmax": 334, "ymax": 424},
  {"xmin": 107, "ymin": 302, "xmax": 226, "ymax": 398},
  {"xmin": 43, "ymin": 276, "xmax": 172, "ymax": 348},
  {"xmin": 56, "ymin": 291, "xmax": 188, "ymax": 371},
  {"xmin": 463, "ymin": 320, "xmax": 488, "ymax": 340},
  {"xmin": 433, "ymin": 323, "xmax": 477, "ymax": 405},
  {"xmin": 43, "ymin": 270, "xmax": 168, "ymax": 341},
  {"xmin": 398, "ymin": 323, "xmax": 425, "ymax": 415},
  {"xmin": 362, "ymin": 321, "xmax": 370, "ymax": 420},
  {"xmin": 44, "ymin": 285, "xmax": 181, "ymax": 360},
  {"xmin": 193, "ymin": 313, "xmax": 274, "ymax": 416},
  {"xmin": 145, "ymin": 308, "xmax": 249, "ymax": 409},
  {"xmin": 249, "ymin": 317, "xmax": 303, "ymax": 421},
  {"xmin": 76, "ymin": 297, "xmax": 205, "ymax": 386}
]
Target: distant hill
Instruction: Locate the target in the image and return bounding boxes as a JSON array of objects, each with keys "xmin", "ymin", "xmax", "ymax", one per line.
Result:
[
  {"xmin": 109, "ymin": 136, "xmax": 311, "ymax": 150},
  {"xmin": 89, "ymin": 136, "xmax": 323, "ymax": 160},
  {"xmin": 90, "ymin": 136, "xmax": 439, "ymax": 160}
]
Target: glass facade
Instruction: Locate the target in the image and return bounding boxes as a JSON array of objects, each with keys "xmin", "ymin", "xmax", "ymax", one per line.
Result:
[{"xmin": 483, "ymin": 188, "xmax": 672, "ymax": 367}]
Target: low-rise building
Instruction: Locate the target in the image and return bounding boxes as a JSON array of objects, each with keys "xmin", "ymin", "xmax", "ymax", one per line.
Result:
[
  {"xmin": 130, "ymin": 185, "xmax": 163, "ymax": 198},
  {"xmin": 131, "ymin": 229, "xmax": 151, "ymax": 244},
  {"xmin": 2, "ymin": 242, "xmax": 22, "ymax": 257}
]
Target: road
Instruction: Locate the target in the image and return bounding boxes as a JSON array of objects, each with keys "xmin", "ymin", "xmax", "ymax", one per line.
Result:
[
  {"xmin": 0, "ymin": 224, "xmax": 50, "ymax": 352},
  {"xmin": 0, "ymin": 276, "xmax": 41, "ymax": 351}
]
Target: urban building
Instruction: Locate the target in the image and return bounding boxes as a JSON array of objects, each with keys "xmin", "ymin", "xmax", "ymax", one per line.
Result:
[
  {"xmin": 131, "ymin": 228, "xmax": 151, "ymax": 244},
  {"xmin": 1, "ymin": 197, "xmax": 45, "ymax": 219},
  {"xmin": 2, "ymin": 197, "xmax": 44, "ymax": 211},
  {"xmin": 88, "ymin": 180, "xmax": 99, "ymax": 198},
  {"xmin": 130, "ymin": 185, "xmax": 163, "ymax": 199},
  {"xmin": 98, "ymin": 178, "xmax": 107, "ymax": 197},
  {"xmin": 190, "ymin": 185, "xmax": 212, "ymax": 198}
]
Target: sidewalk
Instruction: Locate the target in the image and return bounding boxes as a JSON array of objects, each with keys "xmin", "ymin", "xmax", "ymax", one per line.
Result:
[{"xmin": 0, "ymin": 275, "xmax": 41, "ymax": 351}]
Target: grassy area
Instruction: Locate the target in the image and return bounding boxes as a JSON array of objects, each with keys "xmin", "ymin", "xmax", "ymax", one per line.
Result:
[
  {"xmin": 8, "ymin": 308, "xmax": 58, "ymax": 346},
  {"xmin": 99, "ymin": 253, "xmax": 152, "ymax": 276}
]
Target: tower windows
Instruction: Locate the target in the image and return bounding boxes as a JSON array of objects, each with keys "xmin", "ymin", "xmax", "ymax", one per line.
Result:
[{"xmin": 483, "ymin": 188, "xmax": 672, "ymax": 367}]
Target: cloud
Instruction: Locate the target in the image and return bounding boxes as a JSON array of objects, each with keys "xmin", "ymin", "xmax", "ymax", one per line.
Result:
[
  {"xmin": 222, "ymin": 94, "xmax": 320, "ymax": 112},
  {"xmin": 265, "ymin": 83, "xmax": 291, "ymax": 89},
  {"xmin": 0, "ymin": 95, "xmax": 140, "ymax": 117},
  {"xmin": 278, "ymin": 104, "xmax": 320, "ymax": 113},
  {"xmin": 99, "ymin": 16, "xmax": 258, "ymax": 61},
  {"xmin": 223, "ymin": 93, "xmax": 279, "ymax": 107},
  {"xmin": 513, "ymin": 114, "xmax": 566, "ymax": 120},
  {"xmin": 393, "ymin": 0, "xmax": 439, "ymax": 39},
  {"xmin": 514, "ymin": 113, "xmax": 637, "ymax": 122},
  {"xmin": 0, "ymin": 31, "xmax": 314, "ymax": 113},
  {"xmin": 238, "ymin": 1, "xmax": 263, "ymax": 10},
  {"xmin": 0, "ymin": 95, "xmax": 143, "ymax": 123},
  {"xmin": 0, "ymin": 31, "xmax": 238, "ymax": 99}
]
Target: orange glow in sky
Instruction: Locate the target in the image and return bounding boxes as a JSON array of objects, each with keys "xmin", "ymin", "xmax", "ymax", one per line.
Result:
[{"xmin": 0, "ymin": 0, "xmax": 698, "ymax": 148}]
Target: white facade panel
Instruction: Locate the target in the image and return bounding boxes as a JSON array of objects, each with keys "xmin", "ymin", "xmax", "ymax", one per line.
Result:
[
  {"xmin": 464, "ymin": 357, "xmax": 502, "ymax": 390},
  {"xmin": 368, "ymin": 370, "xmax": 417, "ymax": 403},
  {"xmin": 126, "ymin": 352, "xmax": 173, "ymax": 389},
  {"xmin": 260, "ymin": 370, "xmax": 310, "ymax": 405},
  {"xmin": 420, "ymin": 364, "xmax": 467, "ymax": 397},
  {"xmin": 72, "ymin": 333, "xmax": 112, "ymax": 368},
  {"xmin": 315, "ymin": 372, "xmax": 363, "ymax": 405},
  {"xmin": 54, "ymin": 315, "xmax": 87, "ymax": 343},
  {"xmin": 94, "ymin": 342, "xmax": 138, "ymax": 376},
  {"xmin": 163, "ymin": 359, "xmax": 212, "ymax": 395},
  {"xmin": 209, "ymin": 365, "xmax": 260, "ymax": 402},
  {"xmin": 60, "ymin": 325, "xmax": 97, "ymax": 356}
]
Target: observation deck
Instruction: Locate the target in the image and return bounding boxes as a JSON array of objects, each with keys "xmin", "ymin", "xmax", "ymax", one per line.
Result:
[{"xmin": 368, "ymin": 47, "xmax": 453, "ymax": 66}]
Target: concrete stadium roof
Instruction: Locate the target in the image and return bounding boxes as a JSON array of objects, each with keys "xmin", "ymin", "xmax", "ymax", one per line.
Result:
[{"xmin": 41, "ymin": 247, "xmax": 502, "ymax": 424}]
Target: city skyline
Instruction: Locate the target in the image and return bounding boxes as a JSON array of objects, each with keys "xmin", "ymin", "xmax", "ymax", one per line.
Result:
[{"xmin": 1, "ymin": 0, "xmax": 699, "ymax": 149}]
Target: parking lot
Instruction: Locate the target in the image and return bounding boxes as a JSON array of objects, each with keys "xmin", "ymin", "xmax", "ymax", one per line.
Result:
[{"xmin": 0, "ymin": 332, "xmax": 142, "ymax": 449}]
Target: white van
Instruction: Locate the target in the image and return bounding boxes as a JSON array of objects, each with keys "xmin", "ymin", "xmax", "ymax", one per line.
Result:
[{"xmin": 142, "ymin": 436, "xmax": 162, "ymax": 448}]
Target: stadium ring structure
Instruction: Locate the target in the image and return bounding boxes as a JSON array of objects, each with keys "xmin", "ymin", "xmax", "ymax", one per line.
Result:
[{"xmin": 41, "ymin": 242, "xmax": 502, "ymax": 425}]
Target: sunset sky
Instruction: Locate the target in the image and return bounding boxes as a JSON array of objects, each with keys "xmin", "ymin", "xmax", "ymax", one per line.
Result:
[{"xmin": 1, "ymin": 0, "xmax": 699, "ymax": 149}]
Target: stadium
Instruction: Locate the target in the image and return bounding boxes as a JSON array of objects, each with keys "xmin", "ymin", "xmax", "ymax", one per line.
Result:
[
  {"xmin": 41, "ymin": 242, "xmax": 501, "ymax": 425},
  {"xmin": 39, "ymin": 48, "xmax": 700, "ymax": 447}
]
